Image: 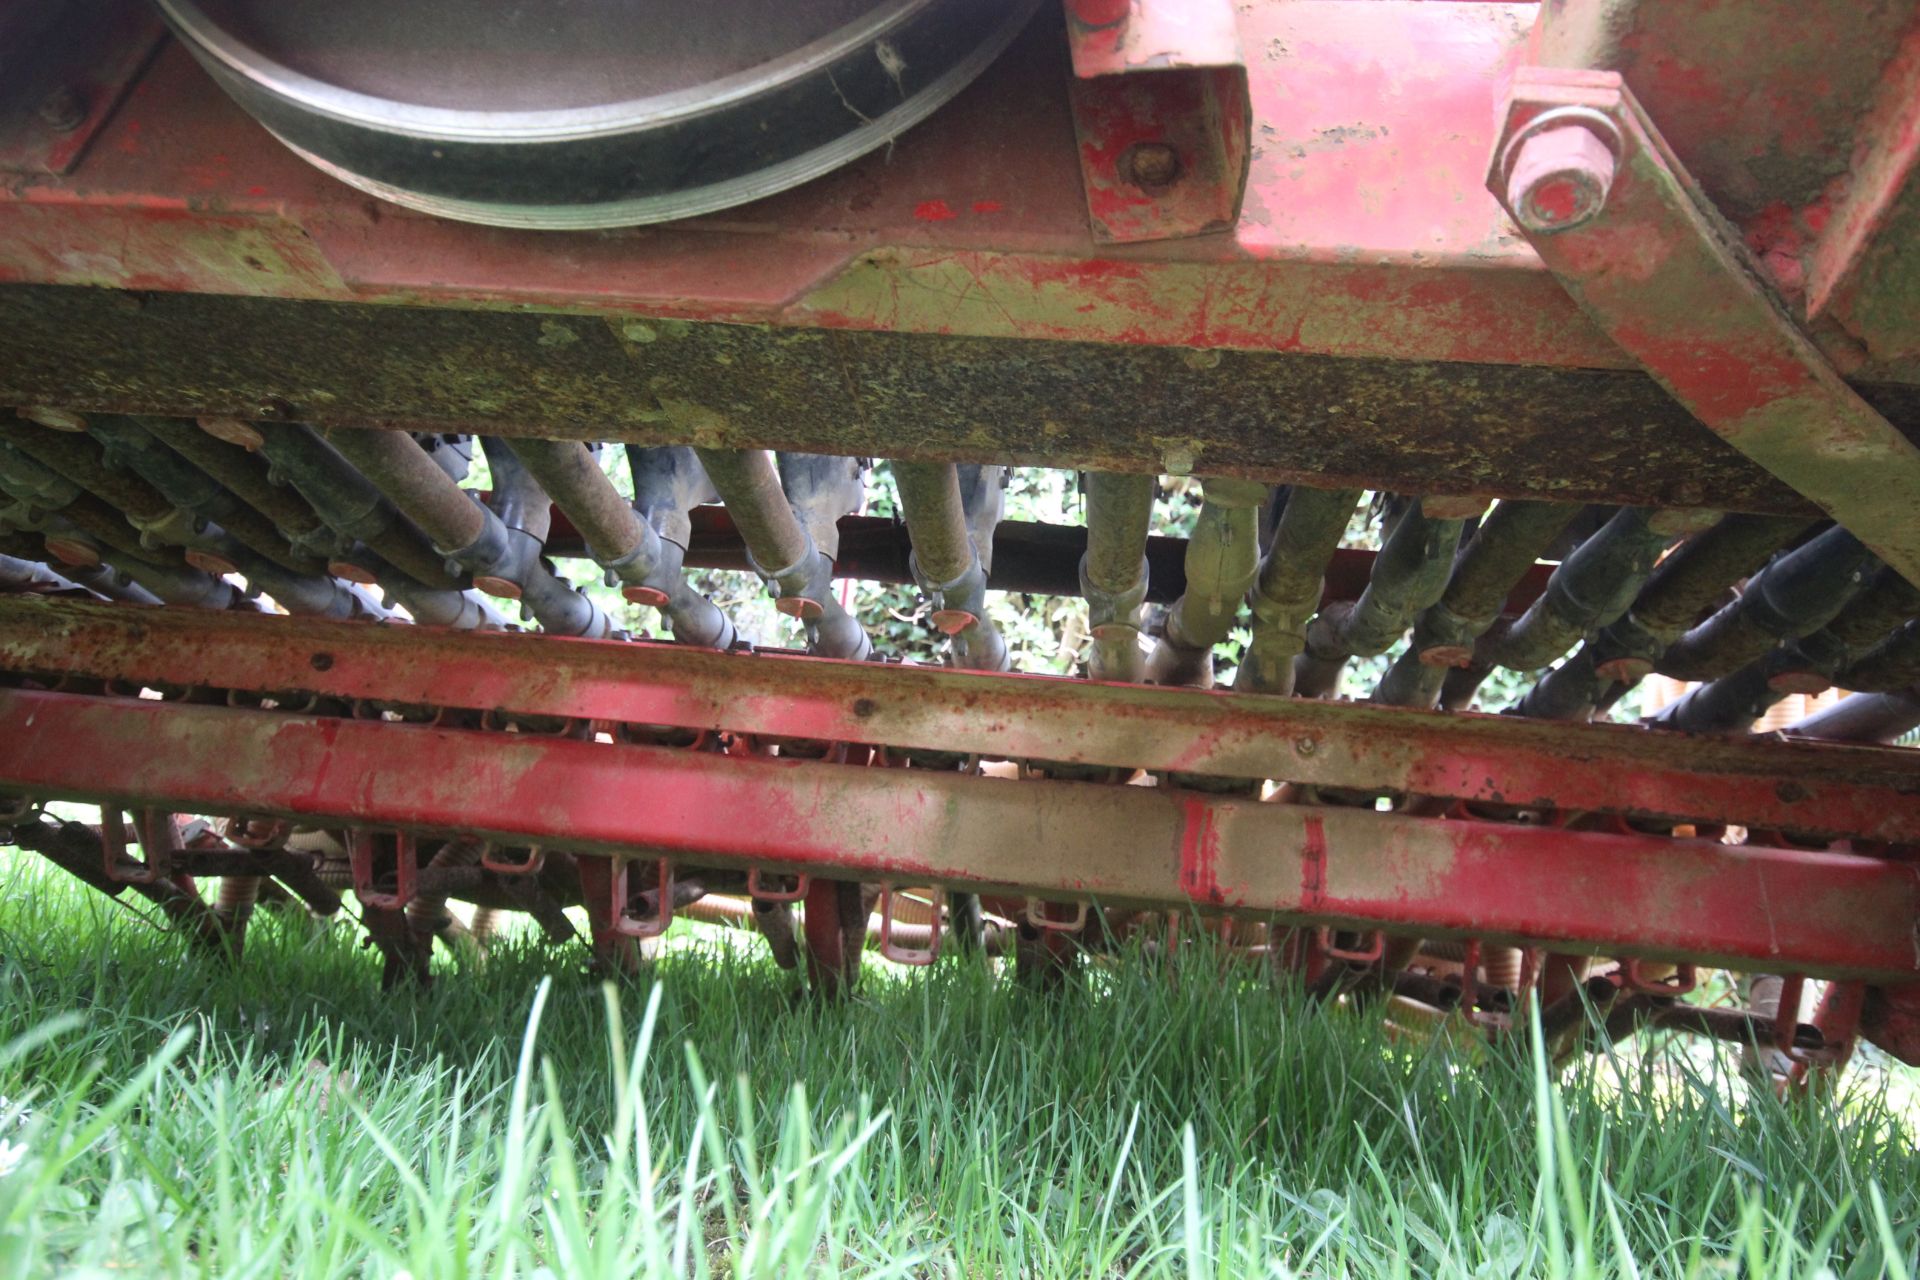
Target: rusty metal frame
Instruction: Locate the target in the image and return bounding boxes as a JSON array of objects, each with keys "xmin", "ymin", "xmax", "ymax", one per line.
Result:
[
  {"xmin": 4, "ymin": 7, "xmax": 1920, "ymax": 513},
  {"xmin": 1489, "ymin": 68, "xmax": 1920, "ymax": 587},
  {"xmin": 1062, "ymin": 0, "xmax": 1250, "ymax": 243},
  {"xmin": 2, "ymin": 683, "xmax": 1916, "ymax": 981},
  {"xmin": 5, "ymin": 597, "xmax": 1920, "ymax": 842}
]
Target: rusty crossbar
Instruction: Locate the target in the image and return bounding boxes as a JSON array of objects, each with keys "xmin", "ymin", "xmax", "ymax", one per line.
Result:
[
  {"xmin": 1, "ymin": 684, "xmax": 1916, "ymax": 980},
  {"xmin": 2, "ymin": 597, "xmax": 1918, "ymax": 842}
]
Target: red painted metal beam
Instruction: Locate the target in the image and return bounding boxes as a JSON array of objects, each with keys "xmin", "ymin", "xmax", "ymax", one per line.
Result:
[
  {"xmin": 1490, "ymin": 70, "xmax": 1920, "ymax": 587},
  {"xmin": 4, "ymin": 597, "xmax": 1919, "ymax": 842},
  {"xmin": 0, "ymin": 6, "xmax": 1631, "ymax": 372},
  {"xmin": 1, "ymin": 686, "xmax": 1915, "ymax": 981}
]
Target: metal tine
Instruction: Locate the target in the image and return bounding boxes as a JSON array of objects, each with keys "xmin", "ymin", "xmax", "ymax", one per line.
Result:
[
  {"xmin": 1294, "ymin": 496, "xmax": 1477, "ymax": 699},
  {"xmin": 1081, "ymin": 471, "xmax": 1156, "ymax": 683},
  {"xmin": 1375, "ymin": 499, "xmax": 1578, "ymax": 709},
  {"xmin": 1145, "ymin": 476, "xmax": 1267, "ymax": 688},
  {"xmin": 892, "ymin": 461, "xmax": 1008, "ymax": 670},
  {"xmin": 1443, "ymin": 507, "xmax": 1673, "ymax": 710},
  {"xmin": 1655, "ymin": 524, "xmax": 1878, "ymax": 683},
  {"xmin": 695, "ymin": 448, "xmax": 870, "ymax": 659},
  {"xmin": 1650, "ymin": 568, "xmax": 1916, "ymax": 733},
  {"xmin": 1521, "ymin": 512, "xmax": 1811, "ymax": 721},
  {"xmin": 1236, "ymin": 486, "xmax": 1361, "ymax": 695},
  {"xmin": 252, "ymin": 421, "xmax": 464, "ymax": 591}
]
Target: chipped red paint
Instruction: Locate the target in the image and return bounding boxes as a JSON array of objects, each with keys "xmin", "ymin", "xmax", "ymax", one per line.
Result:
[
  {"xmin": 970, "ymin": 200, "xmax": 1005, "ymax": 214},
  {"xmin": 0, "ymin": 5, "xmax": 1656, "ymax": 374},
  {"xmin": 4, "ymin": 684, "xmax": 1917, "ymax": 980},
  {"xmin": 1492, "ymin": 69, "xmax": 1920, "ymax": 589},
  {"xmin": 1176, "ymin": 796, "xmax": 1224, "ymax": 904},
  {"xmin": 911, "ymin": 199, "xmax": 958, "ymax": 222},
  {"xmin": 4, "ymin": 598, "xmax": 1919, "ymax": 845}
]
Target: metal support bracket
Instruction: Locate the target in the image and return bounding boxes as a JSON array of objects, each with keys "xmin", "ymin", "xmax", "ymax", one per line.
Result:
[
  {"xmin": 607, "ymin": 857, "xmax": 674, "ymax": 940},
  {"xmin": 879, "ymin": 888, "xmax": 940, "ymax": 966},
  {"xmin": 347, "ymin": 828, "xmax": 417, "ymax": 911},
  {"xmin": 1063, "ymin": 0, "xmax": 1250, "ymax": 243},
  {"xmin": 1489, "ymin": 68, "xmax": 1920, "ymax": 590}
]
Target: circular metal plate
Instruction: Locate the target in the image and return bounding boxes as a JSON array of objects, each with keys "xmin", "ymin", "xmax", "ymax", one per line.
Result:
[{"xmin": 158, "ymin": 0, "xmax": 1040, "ymax": 228}]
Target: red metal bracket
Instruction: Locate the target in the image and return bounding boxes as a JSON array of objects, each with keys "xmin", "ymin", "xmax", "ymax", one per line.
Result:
[
  {"xmin": 1488, "ymin": 67, "xmax": 1920, "ymax": 590},
  {"xmin": 0, "ymin": 0, "xmax": 164, "ymax": 178},
  {"xmin": 1063, "ymin": 0, "xmax": 1250, "ymax": 243},
  {"xmin": 879, "ymin": 888, "xmax": 940, "ymax": 966},
  {"xmin": 7, "ymin": 684, "xmax": 1920, "ymax": 979},
  {"xmin": 10, "ymin": 599, "xmax": 1920, "ymax": 847},
  {"xmin": 746, "ymin": 868, "xmax": 810, "ymax": 903},
  {"xmin": 100, "ymin": 808, "xmax": 174, "ymax": 886},
  {"xmin": 480, "ymin": 844, "xmax": 546, "ymax": 876},
  {"xmin": 1025, "ymin": 898, "xmax": 1089, "ymax": 933},
  {"xmin": 606, "ymin": 858, "xmax": 674, "ymax": 941},
  {"xmin": 1618, "ymin": 958, "xmax": 1697, "ymax": 997},
  {"xmin": 347, "ymin": 828, "xmax": 417, "ymax": 911},
  {"xmin": 1317, "ymin": 927, "xmax": 1385, "ymax": 966}
]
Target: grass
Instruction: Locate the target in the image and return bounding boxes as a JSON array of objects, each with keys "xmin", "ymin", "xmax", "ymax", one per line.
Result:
[{"xmin": 0, "ymin": 854, "xmax": 1915, "ymax": 1278}]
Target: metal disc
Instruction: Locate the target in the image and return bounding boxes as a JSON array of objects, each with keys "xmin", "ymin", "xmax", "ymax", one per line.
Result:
[{"xmin": 157, "ymin": 0, "xmax": 1041, "ymax": 229}]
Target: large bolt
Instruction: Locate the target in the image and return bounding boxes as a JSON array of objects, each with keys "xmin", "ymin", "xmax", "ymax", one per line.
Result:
[
  {"xmin": 1122, "ymin": 142, "xmax": 1181, "ymax": 190},
  {"xmin": 36, "ymin": 86, "xmax": 87, "ymax": 133},
  {"xmin": 1505, "ymin": 122, "xmax": 1616, "ymax": 233}
]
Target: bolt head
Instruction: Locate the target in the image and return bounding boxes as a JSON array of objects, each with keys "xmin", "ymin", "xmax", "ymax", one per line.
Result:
[
  {"xmin": 1121, "ymin": 142, "xmax": 1181, "ymax": 190},
  {"xmin": 35, "ymin": 86, "xmax": 87, "ymax": 132},
  {"xmin": 328, "ymin": 559, "xmax": 380, "ymax": 585},
  {"xmin": 1506, "ymin": 123, "xmax": 1616, "ymax": 233},
  {"xmin": 1294, "ymin": 735, "xmax": 1317, "ymax": 756},
  {"xmin": 1765, "ymin": 669, "xmax": 1831, "ymax": 695},
  {"xmin": 186, "ymin": 548, "xmax": 240, "ymax": 576},
  {"xmin": 1417, "ymin": 643, "xmax": 1474, "ymax": 669}
]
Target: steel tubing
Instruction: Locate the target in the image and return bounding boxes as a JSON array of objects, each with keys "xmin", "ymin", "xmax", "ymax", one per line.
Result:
[
  {"xmin": 1823, "ymin": 566, "xmax": 1920, "ymax": 654},
  {"xmin": 1657, "ymin": 526, "xmax": 1879, "ymax": 682},
  {"xmin": 88, "ymin": 417, "xmax": 321, "ymax": 573},
  {"xmin": 252, "ymin": 422, "xmax": 464, "ymax": 590},
  {"xmin": 1786, "ymin": 689, "xmax": 1920, "ymax": 743},
  {"xmin": 695, "ymin": 448, "xmax": 812, "ymax": 574},
  {"xmin": 1238, "ymin": 486, "xmax": 1360, "ymax": 696},
  {"xmin": 1081, "ymin": 471, "xmax": 1156, "ymax": 683},
  {"xmin": 1531, "ymin": 514, "xmax": 1815, "ymax": 721},
  {"xmin": 1377, "ymin": 499, "xmax": 1576, "ymax": 708},
  {"xmin": 140, "ymin": 420, "xmax": 338, "ymax": 557},
  {"xmin": 0, "ymin": 422, "xmax": 174, "ymax": 525},
  {"xmin": 891, "ymin": 461, "xmax": 972, "ymax": 587},
  {"xmin": 1840, "ymin": 621, "xmax": 1920, "ymax": 692},
  {"xmin": 504, "ymin": 437, "xmax": 731, "ymax": 648},
  {"xmin": 1296, "ymin": 500, "xmax": 1469, "ymax": 699},
  {"xmin": 694, "ymin": 448, "xmax": 868, "ymax": 659},
  {"xmin": 1147, "ymin": 477, "xmax": 1268, "ymax": 688},
  {"xmin": 469, "ymin": 439, "xmax": 610, "ymax": 637},
  {"xmin": 0, "ymin": 450, "xmax": 162, "ymax": 565},
  {"xmin": 324, "ymin": 426, "xmax": 489, "ymax": 555},
  {"xmin": 1478, "ymin": 508, "xmax": 1669, "ymax": 674},
  {"xmin": 892, "ymin": 460, "xmax": 1007, "ymax": 670}
]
